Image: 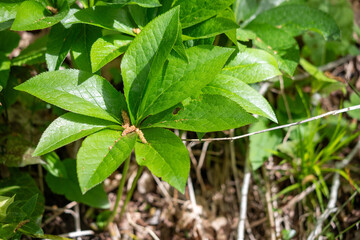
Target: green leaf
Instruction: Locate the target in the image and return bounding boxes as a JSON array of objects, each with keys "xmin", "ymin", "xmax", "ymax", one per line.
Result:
[
  {"xmin": 63, "ymin": 6, "xmax": 135, "ymax": 36},
  {"xmin": 249, "ymin": 119, "xmax": 282, "ymax": 170},
  {"xmin": 183, "ymin": 8, "xmax": 239, "ymax": 39},
  {"xmin": 0, "ymin": 53, "xmax": 10, "ymax": 92},
  {"xmin": 0, "ymin": 195, "xmax": 15, "ymax": 221},
  {"xmin": 245, "ymin": 22, "xmax": 299, "ymax": 75},
  {"xmin": 46, "ymin": 23, "xmax": 81, "ymax": 71},
  {"xmin": 71, "ymin": 24, "xmax": 102, "ymax": 72},
  {"xmin": 0, "ymin": 30, "xmax": 20, "ymax": 55},
  {"xmin": 77, "ymin": 130, "xmax": 136, "ymax": 193},
  {"xmin": 11, "ymin": 0, "xmax": 69, "ymax": 31},
  {"xmin": 46, "ymin": 159, "xmax": 109, "ymax": 209},
  {"xmin": 222, "ymin": 48, "xmax": 281, "ymax": 83},
  {"xmin": 43, "ymin": 153, "xmax": 68, "ymax": 178},
  {"xmin": 142, "ymin": 94, "xmax": 257, "ymax": 132},
  {"xmin": 34, "ymin": 112, "xmax": 118, "ymax": 156},
  {"xmin": 91, "ymin": 34, "xmax": 133, "ymax": 73},
  {"xmin": 121, "ymin": 7, "xmax": 180, "ymax": 122},
  {"xmin": 102, "ymin": 0, "xmax": 161, "ymax": 7},
  {"xmin": 137, "ymin": 45, "xmax": 234, "ymax": 121},
  {"xmin": 204, "ymin": 74, "xmax": 277, "ymax": 122},
  {"xmin": 135, "ymin": 128, "xmax": 189, "ymax": 193},
  {"xmin": 250, "ymin": 4, "xmax": 340, "ymax": 41},
  {"xmin": 0, "ymin": 0, "xmax": 24, "ymax": 24},
  {"xmin": 11, "ymin": 35, "xmax": 47, "ymax": 66},
  {"xmin": 233, "ymin": 0, "xmax": 258, "ymax": 24},
  {"xmin": 173, "ymin": 0, "xmax": 234, "ymax": 28},
  {"xmin": 344, "ymin": 93, "xmax": 360, "ymax": 120},
  {"xmin": 15, "ymin": 69, "xmax": 125, "ymax": 123},
  {"xmin": 299, "ymin": 58, "xmax": 337, "ymax": 83}
]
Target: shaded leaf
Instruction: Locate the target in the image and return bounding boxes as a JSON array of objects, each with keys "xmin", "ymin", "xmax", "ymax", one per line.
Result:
[
  {"xmin": 46, "ymin": 23, "xmax": 81, "ymax": 71},
  {"xmin": 91, "ymin": 34, "xmax": 133, "ymax": 73},
  {"xmin": 0, "ymin": 53, "xmax": 10, "ymax": 92},
  {"xmin": 71, "ymin": 25, "xmax": 102, "ymax": 72},
  {"xmin": 77, "ymin": 130, "xmax": 136, "ymax": 193},
  {"xmin": 0, "ymin": 30, "xmax": 20, "ymax": 55},
  {"xmin": 11, "ymin": 35, "xmax": 47, "ymax": 66},
  {"xmin": 15, "ymin": 69, "xmax": 125, "ymax": 123},
  {"xmin": 46, "ymin": 158, "xmax": 110, "ymax": 209},
  {"xmin": 0, "ymin": 0, "xmax": 24, "ymax": 24},
  {"xmin": 102, "ymin": 0, "xmax": 161, "ymax": 7},
  {"xmin": 135, "ymin": 128, "xmax": 189, "ymax": 193},
  {"xmin": 142, "ymin": 94, "xmax": 257, "ymax": 132},
  {"xmin": 34, "ymin": 112, "xmax": 119, "ymax": 156}
]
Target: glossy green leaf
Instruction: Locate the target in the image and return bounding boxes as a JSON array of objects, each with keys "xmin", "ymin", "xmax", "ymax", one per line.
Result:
[
  {"xmin": 204, "ymin": 74, "xmax": 277, "ymax": 122},
  {"xmin": 91, "ymin": 34, "xmax": 133, "ymax": 73},
  {"xmin": 122, "ymin": 7, "xmax": 180, "ymax": 121},
  {"xmin": 34, "ymin": 112, "xmax": 119, "ymax": 156},
  {"xmin": 183, "ymin": 8, "xmax": 239, "ymax": 40},
  {"xmin": 222, "ymin": 48, "xmax": 281, "ymax": 83},
  {"xmin": 142, "ymin": 94, "xmax": 257, "ymax": 132},
  {"xmin": 250, "ymin": 4, "xmax": 340, "ymax": 41},
  {"xmin": 233, "ymin": 0, "xmax": 258, "ymax": 24},
  {"xmin": 11, "ymin": 0, "xmax": 69, "ymax": 31},
  {"xmin": 63, "ymin": 6, "xmax": 135, "ymax": 36},
  {"xmin": 0, "ymin": 53, "xmax": 10, "ymax": 92},
  {"xmin": 71, "ymin": 25, "xmax": 102, "ymax": 72},
  {"xmin": 0, "ymin": 0, "xmax": 24, "ymax": 24},
  {"xmin": 46, "ymin": 23, "xmax": 81, "ymax": 71},
  {"xmin": 246, "ymin": 22, "xmax": 299, "ymax": 75},
  {"xmin": 46, "ymin": 159, "xmax": 110, "ymax": 209},
  {"xmin": 15, "ymin": 69, "xmax": 125, "ymax": 123},
  {"xmin": 0, "ymin": 30, "xmax": 20, "ymax": 55},
  {"xmin": 137, "ymin": 45, "xmax": 234, "ymax": 121},
  {"xmin": 103, "ymin": 0, "xmax": 161, "ymax": 7},
  {"xmin": 135, "ymin": 128, "xmax": 189, "ymax": 193},
  {"xmin": 11, "ymin": 35, "xmax": 47, "ymax": 66},
  {"xmin": 77, "ymin": 130, "xmax": 136, "ymax": 193},
  {"xmin": 249, "ymin": 119, "xmax": 282, "ymax": 170},
  {"xmin": 173, "ymin": 0, "xmax": 234, "ymax": 28}
]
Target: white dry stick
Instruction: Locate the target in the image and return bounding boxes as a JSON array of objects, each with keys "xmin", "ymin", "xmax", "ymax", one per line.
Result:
[
  {"xmin": 237, "ymin": 165, "xmax": 251, "ymax": 240},
  {"xmin": 184, "ymin": 104, "xmax": 360, "ymax": 142},
  {"xmin": 74, "ymin": 203, "xmax": 81, "ymax": 240},
  {"xmin": 58, "ymin": 230, "xmax": 95, "ymax": 238},
  {"xmin": 307, "ymin": 140, "xmax": 360, "ymax": 240}
]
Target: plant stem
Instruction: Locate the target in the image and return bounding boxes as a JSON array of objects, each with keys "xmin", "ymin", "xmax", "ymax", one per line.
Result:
[
  {"xmin": 119, "ymin": 165, "xmax": 144, "ymax": 219},
  {"xmin": 107, "ymin": 155, "xmax": 131, "ymax": 226}
]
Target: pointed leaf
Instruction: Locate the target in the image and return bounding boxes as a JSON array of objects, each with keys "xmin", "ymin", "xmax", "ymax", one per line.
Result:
[
  {"xmin": 46, "ymin": 23, "xmax": 81, "ymax": 71},
  {"xmin": 15, "ymin": 69, "xmax": 125, "ymax": 123},
  {"xmin": 63, "ymin": 6, "xmax": 136, "ymax": 35},
  {"xmin": 142, "ymin": 94, "xmax": 257, "ymax": 132},
  {"xmin": 34, "ymin": 112, "xmax": 119, "ymax": 156},
  {"xmin": 222, "ymin": 48, "xmax": 281, "ymax": 83},
  {"xmin": 46, "ymin": 159, "xmax": 109, "ymax": 209},
  {"xmin": 251, "ymin": 4, "xmax": 340, "ymax": 41},
  {"xmin": 121, "ymin": 7, "xmax": 180, "ymax": 121},
  {"xmin": 174, "ymin": 0, "xmax": 234, "ymax": 28},
  {"xmin": 11, "ymin": 0, "xmax": 69, "ymax": 31},
  {"xmin": 77, "ymin": 130, "xmax": 136, "ymax": 193},
  {"xmin": 71, "ymin": 25, "xmax": 102, "ymax": 72},
  {"xmin": 0, "ymin": 1, "xmax": 24, "ymax": 24},
  {"xmin": 204, "ymin": 74, "xmax": 277, "ymax": 122},
  {"xmin": 135, "ymin": 128, "xmax": 189, "ymax": 193},
  {"xmin": 137, "ymin": 45, "xmax": 234, "ymax": 121},
  {"xmin": 91, "ymin": 34, "xmax": 133, "ymax": 73}
]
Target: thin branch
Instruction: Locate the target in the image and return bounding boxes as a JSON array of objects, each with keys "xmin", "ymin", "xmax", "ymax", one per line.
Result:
[{"xmin": 183, "ymin": 104, "xmax": 360, "ymax": 142}]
